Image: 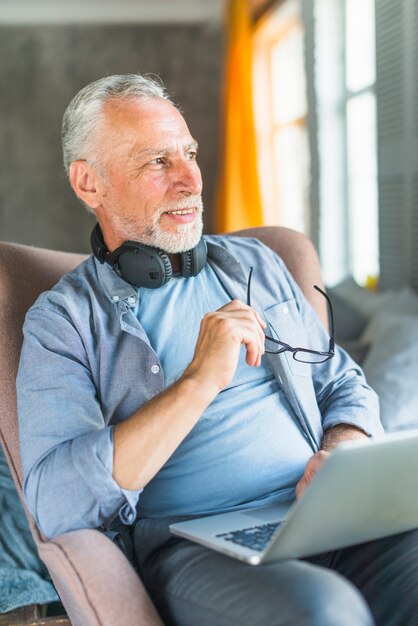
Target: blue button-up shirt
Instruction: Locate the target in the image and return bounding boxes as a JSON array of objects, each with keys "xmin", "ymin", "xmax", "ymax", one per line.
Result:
[{"xmin": 16, "ymin": 236, "xmax": 382, "ymax": 538}]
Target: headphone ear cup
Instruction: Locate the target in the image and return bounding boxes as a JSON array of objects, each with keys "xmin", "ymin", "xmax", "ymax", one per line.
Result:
[
  {"xmin": 115, "ymin": 244, "xmax": 173, "ymax": 288},
  {"xmin": 180, "ymin": 250, "xmax": 193, "ymax": 278},
  {"xmin": 180, "ymin": 238, "xmax": 208, "ymax": 278}
]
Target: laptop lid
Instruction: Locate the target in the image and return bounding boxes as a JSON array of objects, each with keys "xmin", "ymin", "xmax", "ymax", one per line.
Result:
[{"xmin": 264, "ymin": 429, "xmax": 418, "ymax": 561}]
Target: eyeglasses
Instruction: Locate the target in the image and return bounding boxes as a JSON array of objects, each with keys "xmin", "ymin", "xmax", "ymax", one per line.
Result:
[{"xmin": 247, "ymin": 267, "xmax": 335, "ymax": 364}]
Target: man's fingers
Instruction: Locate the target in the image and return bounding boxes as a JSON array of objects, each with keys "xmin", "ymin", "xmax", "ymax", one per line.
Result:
[
  {"xmin": 253, "ymin": 308, "xmax": 267, "ymax": 330},
  {"xmin": 213, "ymin": 300, "xmax": 266, "ymax": 366},
  {"xmin": 295, "ymin": 451, "xmax": 330, "ymax": 499},
  {"xmin": 221, "ymin": 300, "xmax": 267, "ymax": 328}
]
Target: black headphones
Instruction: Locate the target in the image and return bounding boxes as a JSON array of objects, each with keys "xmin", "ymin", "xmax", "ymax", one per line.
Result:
[{"xmin": 90, "ymin": 223, "xmax": 207, "ymax": 289}]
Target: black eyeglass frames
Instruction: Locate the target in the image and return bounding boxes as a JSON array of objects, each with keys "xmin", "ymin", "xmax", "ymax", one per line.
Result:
[{"xmin": 246, "ymin": 267, "xmax": 335, "ymax": 364}]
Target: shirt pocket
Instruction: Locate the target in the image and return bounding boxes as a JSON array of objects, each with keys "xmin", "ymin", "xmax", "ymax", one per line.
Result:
[{"xmin": 263, "ymin": 298, "xmax": 312, "ymax": 379}]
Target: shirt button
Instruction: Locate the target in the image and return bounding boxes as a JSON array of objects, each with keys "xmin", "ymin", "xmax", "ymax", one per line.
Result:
[
  {"xmin": 151, "ymin": 365, "xmax": 160, "ymax": 374},
  {"xmin": 283, "ymin": 305, "xmax": 289, "ymax": 314},
  {"xmin": 112, "ymin": 295, "xmax": 120, "ymax": 302},
  {"xmin": 127, "ymin": 296, "xmax": 136, "ymax": 306}
]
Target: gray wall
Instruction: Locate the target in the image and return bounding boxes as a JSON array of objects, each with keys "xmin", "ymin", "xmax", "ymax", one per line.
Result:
[{"xmin": 0, "ymin": 23, "xmax": 223, "ymax": 253}]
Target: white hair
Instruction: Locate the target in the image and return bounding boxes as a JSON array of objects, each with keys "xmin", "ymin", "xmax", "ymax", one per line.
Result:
[{"xmin": 61, "ymin": 73, "xmax": 173, "ymax": 177}]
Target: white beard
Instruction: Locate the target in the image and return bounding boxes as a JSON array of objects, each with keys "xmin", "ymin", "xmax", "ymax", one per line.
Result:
[{"xmin": 108, "ymin": 195, "xmax": 204, "ymax": 253}]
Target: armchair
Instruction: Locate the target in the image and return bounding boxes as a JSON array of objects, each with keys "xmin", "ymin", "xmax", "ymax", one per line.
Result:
[{"xmin": 0, "ymin": 227, "xmax": 326, "ymax": 625}]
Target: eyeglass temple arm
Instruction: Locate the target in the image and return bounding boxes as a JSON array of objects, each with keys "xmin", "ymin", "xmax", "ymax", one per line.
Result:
[
  {"xmin": 313, "ymin": 285, "xmax": 335, "ymax": 352},
  {"xmin": 247, "ymin": 268, "xmax": 335, "ymax": 353},
  {"xmin": 247, "ymin": 266, "xmax": 254, "ymax": 307}
]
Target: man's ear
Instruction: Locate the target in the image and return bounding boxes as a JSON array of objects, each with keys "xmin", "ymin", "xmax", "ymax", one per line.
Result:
[{"xmin": 69, "ymin": 161, "xmax": 103, "ymax": 210}]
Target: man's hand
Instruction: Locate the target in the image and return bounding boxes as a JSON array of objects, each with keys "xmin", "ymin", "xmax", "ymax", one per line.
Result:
[
  {"xmin": 184, "ymin": 299, "xmax": 267, "ymax": 392},
  {"xmin": 295, "ymin": 424, "xmax": 368, "ymax": 499},
  {"xmin": 295, "ymin": 450, "xmax": 329, "ymax": 499}
]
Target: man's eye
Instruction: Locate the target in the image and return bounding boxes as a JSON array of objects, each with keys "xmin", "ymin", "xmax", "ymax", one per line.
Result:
[
  {"xmin": 151, "ymin": 157, "xmax": 165, "ymax": 165},
  {"xmin": 187, "ymin": 151, "xmax": 198, "ymax": 161}
]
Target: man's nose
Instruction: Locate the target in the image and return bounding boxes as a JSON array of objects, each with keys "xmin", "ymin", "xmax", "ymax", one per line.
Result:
[{"xmin": 174, "ymin": 160, "xmax": 203, "ymax": 196}]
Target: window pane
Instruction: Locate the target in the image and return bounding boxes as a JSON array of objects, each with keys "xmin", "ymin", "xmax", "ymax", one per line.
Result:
[
  {"xmin": 346, "ymin": 92, "xmax": 379, "ymax": 284},
  {"xmin": 271, "ymin": 25, "xmax": 307, "ymax": 125},
  {"xmin": 346, "ymin": 0, "xmax": 376, "ymax": 92},
  {"xmin": 273, "ymin": 125, "xmax": 310, "ymax": 233},
  {"xmin": 315, "ymin": 0, "xmax": 347, "ymax": 286}
]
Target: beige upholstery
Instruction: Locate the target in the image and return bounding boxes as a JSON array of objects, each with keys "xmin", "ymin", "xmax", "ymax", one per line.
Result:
[
  {"xmin": 234, "ymin": 227, "xmax": 328, "ymax": 329},
  {"xmin": 0, "ymin": 228, "xmax": 325, "ymax": 625}
]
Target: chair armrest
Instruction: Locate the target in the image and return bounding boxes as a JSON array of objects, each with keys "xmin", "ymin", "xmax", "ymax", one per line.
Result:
[{"xmin": 38, "ymin": 529, "xmax": 164, "ymax": 626}]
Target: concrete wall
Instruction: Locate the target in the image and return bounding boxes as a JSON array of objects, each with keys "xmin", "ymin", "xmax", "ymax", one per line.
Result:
[{"xmin": 0, "ymin": 23, "xmax": 223, "ymax": 253}]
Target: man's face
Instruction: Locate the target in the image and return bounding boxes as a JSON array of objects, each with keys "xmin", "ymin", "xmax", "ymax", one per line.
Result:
[{"xmin": 93, "ymin": 97, "xmax": 203, "ymax": 253}]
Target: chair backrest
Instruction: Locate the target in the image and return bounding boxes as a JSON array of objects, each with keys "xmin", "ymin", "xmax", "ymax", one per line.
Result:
[
  {"xmin": 233, "ymin": 227, "xmax": 328, "ymax": 327},
  {"xmin": 0, "ymin": 243, "xmax": 86, "ymax": 540},
  {"xmin": 0, "ymin": 228, "xmax": 326, "ymax": 543}
]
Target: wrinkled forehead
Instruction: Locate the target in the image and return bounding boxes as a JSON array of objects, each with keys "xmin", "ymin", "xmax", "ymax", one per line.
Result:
[
  {"xmin": 98, "ymin": 96, "xmax": 195, "ymax": 160},
  {"xmin": 102, "ymin": 96, "xmax": 187, "ymax": 133}
]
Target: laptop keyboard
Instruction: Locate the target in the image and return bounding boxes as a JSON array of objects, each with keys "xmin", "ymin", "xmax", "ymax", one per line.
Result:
[{"xmin": 215, "ymin": 521, "xmax": 281, "ymax": 552}]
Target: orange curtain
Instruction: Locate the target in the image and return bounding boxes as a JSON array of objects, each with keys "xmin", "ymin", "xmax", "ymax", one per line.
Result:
[{"xmin": 215, "ymin": 0, "xmax": 263, "ymax": 233}]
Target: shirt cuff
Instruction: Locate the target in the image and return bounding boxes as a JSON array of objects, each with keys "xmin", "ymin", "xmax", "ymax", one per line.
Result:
[
  {"xmin": 71, "ymin": 426, "xmax": 142, "ymax": 526},
  {"xmin": 322, "ymin": 409, "xmax": 384, "ymax": 440}
]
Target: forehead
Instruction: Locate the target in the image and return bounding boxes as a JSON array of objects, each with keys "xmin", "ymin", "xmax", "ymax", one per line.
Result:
[{"xmin": 102, "ymin": 97, "xmax": 193, "ymax": 147}]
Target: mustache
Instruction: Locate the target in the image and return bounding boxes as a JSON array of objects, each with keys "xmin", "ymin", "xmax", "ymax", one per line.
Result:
[{"xmin": 159, "ymin": 195, "xmax": 204, "ymax": 215}]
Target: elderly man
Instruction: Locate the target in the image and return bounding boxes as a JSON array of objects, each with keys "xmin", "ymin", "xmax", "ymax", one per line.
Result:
[{"xmin": 17, "ymin": 74, "xmax": 418, "ymax": 626}]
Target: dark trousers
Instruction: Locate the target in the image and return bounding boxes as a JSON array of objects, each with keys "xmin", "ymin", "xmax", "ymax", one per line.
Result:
[{"xmin": 134, "ymin": 518, "xmax": 418, "ymax": 626}]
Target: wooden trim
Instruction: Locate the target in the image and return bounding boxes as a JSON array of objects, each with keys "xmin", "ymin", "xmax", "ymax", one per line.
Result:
[
  {"xmin": 0, "ymin": 606, "xmax": 70, "ymax": 626},
  {"xmin": 252, "ymin": 0, "xmax": 285, "ymax": 25}
]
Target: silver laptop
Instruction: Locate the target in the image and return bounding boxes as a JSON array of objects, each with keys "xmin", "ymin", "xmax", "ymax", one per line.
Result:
[{"xmin": 170, "ymin": 430, "xmax": 418, "ymax": 565}]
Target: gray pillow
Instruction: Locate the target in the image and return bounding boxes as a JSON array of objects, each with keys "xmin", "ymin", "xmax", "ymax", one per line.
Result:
[
  {"xmin": 327, "ymin": 289, "xmax": 369, "ymax": 341},
  {"xmin": 362, "ymin": 313, "xmax": 418, "ymax": 432},
  {"xmin": 338, "ymin": 339, "xmax": 371, "ymax": 365}
]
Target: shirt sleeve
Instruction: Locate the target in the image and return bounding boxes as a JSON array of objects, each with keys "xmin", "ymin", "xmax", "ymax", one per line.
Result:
[
  {"xmin": 16, "ymin": 301, "xmax": 142, "ymax": 539},
  {"xmin": 269, "ymin": 250, "xmax": 384, "ymax": 440}
]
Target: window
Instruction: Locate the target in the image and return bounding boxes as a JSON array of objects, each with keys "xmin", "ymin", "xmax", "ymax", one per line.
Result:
[
  {"xmin": 253, "ymin": 0, "xmax": 311, "ymax": 234},
  {"xmin": 315, "ymin": 0, "xmax": 379, "ymax": 286},
  {"xmin": 253, "ymin": 0, "xmax": 379, "ymax": 287},
  {"xmin": 345, "ymin": 0, "xmax": 379, "ymax": 286}
]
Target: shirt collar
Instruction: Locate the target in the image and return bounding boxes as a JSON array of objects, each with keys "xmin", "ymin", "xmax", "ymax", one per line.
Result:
[{"xmin": 94, "ymin": 257, "xmax": 138, "ymax": 303}]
